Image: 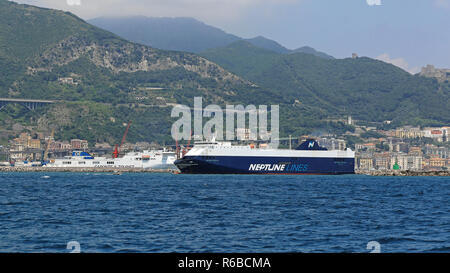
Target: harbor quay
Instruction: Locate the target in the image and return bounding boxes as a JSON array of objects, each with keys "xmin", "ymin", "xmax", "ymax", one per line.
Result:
[
  {"xmin": 355, "ymin": 170, "xmax": 450, "ymax": 176},
  {"xmin": 0, "ymin": 166, "xmax": 176, "ymax": 173},
  {"xmin": 1, "ymin": 166, "xmax": 448, "ymax": 176}
]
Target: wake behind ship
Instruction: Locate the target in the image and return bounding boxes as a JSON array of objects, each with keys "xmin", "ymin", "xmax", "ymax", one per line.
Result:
[{"xmin": 174, "ymin": 139, "xmax": 355, "ymax": 175}]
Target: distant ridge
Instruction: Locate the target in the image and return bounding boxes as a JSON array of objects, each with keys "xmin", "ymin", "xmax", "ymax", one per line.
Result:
[
  {"xmin": 290, "ymin": 46, "xmax": 334, "ymax": 59},
  {"xmin": 243, "ymin": 36, "xmax": 291, "ymax": 54},
  {"xmin": 88, "ymin": 16, "xmax": 334, "ymax": 59},
  {"xmin": 242, "ymin": 36, "xmax": 334, "ymax": 59},
  {"xmin": 88, "ymin": 16, "xmax": 241, "ymax": 53}
]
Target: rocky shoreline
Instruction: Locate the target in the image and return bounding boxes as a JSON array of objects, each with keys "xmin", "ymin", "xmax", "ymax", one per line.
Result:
[
  {"xmin": 0, "ymin": 166, "xmax": 448, "ymax": 176},
  {"xmin": 0, "ymin": 166, "xmax": 177, "ymax": 173}
]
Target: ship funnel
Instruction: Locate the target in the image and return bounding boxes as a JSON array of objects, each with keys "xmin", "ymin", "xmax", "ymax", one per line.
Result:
[{"xmin": 296, "ymin": 139, "xmax": 328, "ymax": 151}]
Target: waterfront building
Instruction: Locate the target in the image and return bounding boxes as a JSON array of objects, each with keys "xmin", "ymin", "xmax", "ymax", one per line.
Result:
[
  {"xmin": 390, "ymin": 154, "xmax": 423, "ymax": 170},
  {"xmin": 357, "ymin": 157, "xmax": 374, "ymax": 171},
  {"xmin": 428, "ymin": 157, "xmax": 447, "ymax": 169},
  {"xmin": 374, "ymin": 153, "xmax": 391, "ymax": 170}
]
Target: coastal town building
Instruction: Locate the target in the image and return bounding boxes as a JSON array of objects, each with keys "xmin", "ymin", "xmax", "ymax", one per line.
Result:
[
  {"xmin": 4, "ymin": 121, "xmax": 450, "ymax": 171},
  {"xmin": 11, "ymin": 132, "xmax": 41, "ymax": 149},
  {"xmin": 318, "ymin": 138, "xmax": 346, "ymax": 151},
  {"xmin": 408, "ymin": 147, "xmax": 422, "ymax": 156},
  {"xmin": 357, "ymin": 157, "xmax": 374, "ymax": 171},
  {"xmin": 374, "ymin": 153, "xmax": 391, "ymax": 170},
  {"xmin": 395, "ymin": 127, "xmax": 424, "ymax": 139},
  {"xmin": 70, "ymin": 139, "xmax": 89, "ymax": 150},
  {"xmin": 58, "ymin": 77, "xmax": 78, "ymax": 85},
  {"xmin": 390, "ymin": 154, "xmax": 422, "ymax": 171}
]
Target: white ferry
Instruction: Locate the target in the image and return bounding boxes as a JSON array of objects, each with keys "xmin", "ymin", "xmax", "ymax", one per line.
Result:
[{"xmin": 45, "ymin": 150, "xmax": 177, "ymax": 169}]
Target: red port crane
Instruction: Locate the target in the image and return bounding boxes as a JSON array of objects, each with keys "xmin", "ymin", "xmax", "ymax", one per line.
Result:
[
  {"xmin": 113, "ymin": 121, "xmax": 132, "ymax": 158},
  {"xmin": 182, "ymin": 130, "xmax": 193, "ymax": 157}
]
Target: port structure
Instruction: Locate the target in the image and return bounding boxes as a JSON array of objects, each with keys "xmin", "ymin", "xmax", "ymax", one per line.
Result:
[
  {"xmin": 0, "ymin": 98, "xmax": 55, "ymax": 111},
  {"xmin": 113, "ymin": 121, "xmax": 132, "ymax": 158}
]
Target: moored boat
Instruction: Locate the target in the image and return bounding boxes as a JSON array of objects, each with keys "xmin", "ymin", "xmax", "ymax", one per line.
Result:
[{"xmin": 45, "ymin": 150, "xmax": 177, "ymax": 169}]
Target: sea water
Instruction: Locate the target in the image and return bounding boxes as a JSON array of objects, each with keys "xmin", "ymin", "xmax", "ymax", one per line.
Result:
[{"xmin": 0, "ymin": 172, "xmax": 448, "ymax": 253}]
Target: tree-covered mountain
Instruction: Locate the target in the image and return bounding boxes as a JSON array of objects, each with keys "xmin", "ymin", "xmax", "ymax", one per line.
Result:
[
  {"xmin": 0, "ymin": 0, "xmax": 256, "ymax": 144},
  {"xmin": 290, "ymin": 46, "xmax": 334, "ymax": 60},
  {"xmin": 201, "ymin": 41, "xmax": 450, "ymax": 126},
  {"xmin": 242, "ymin": 37, "xmax": 334, "ymax": 59},
  {"xmin": 243, "ymin": 36, "xmax": 291, "ymax": 54},
  {"xmin": 0, "ymin": 0, "xmax": 448, "ymax": 147}
]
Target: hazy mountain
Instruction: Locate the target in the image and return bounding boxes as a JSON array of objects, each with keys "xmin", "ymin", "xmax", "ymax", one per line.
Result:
[
  {"xmin": 88, "ymin": 16, "xmax": 241, "ymax": 53},
  {"xmin": 88, "ymin": 16, "xmax": 334, "ymax": 59}
]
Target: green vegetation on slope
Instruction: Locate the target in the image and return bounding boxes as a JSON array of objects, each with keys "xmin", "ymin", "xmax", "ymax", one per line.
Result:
[
  {"xmin": 0, "ymin": 0, "xmax": 257, "ymax": 144},
  {"xmin": 201, "ymin": 41, "xmax": 450, "ymax": 126},
  {"xmin": 0, "ymin": 0, "xmax": 448, "ymax": 146}
]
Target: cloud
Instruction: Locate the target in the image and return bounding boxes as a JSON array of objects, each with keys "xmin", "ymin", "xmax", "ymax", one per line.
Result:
[
  {"xmin": 66, "ymin": 0, "xmax": 81, "ymax": 6},
  {"xmin": 15, "ymin": 0, "xmax": 299, "ymax": 22},
  {"xmin": 376, "ymin": 53, "xmax": 420, "ymax": 74},
  {"xmin": 366, "ymin": 0, "xmax": 382, "ymax": 6}
]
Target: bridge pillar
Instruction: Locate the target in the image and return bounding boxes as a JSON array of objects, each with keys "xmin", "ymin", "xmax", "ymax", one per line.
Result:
[{"xmin": 0, "ymin": 101, "xmax": 8, "ymax": 111}]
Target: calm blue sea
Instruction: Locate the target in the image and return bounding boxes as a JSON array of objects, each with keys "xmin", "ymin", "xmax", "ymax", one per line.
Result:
[{"xmin": 0, "ymin": 172, "xmax": 448, "ymax": 253}]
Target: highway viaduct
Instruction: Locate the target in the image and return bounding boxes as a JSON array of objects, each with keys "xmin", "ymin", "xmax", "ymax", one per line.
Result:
[{"xmin": 0, "ymin": 98, "xmax": 56, "ymax": 111}]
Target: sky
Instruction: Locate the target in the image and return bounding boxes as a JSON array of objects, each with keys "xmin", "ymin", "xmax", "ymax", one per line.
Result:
[{"xmin": 14, "ymin": 0, "xmax": 450, "ymax": 74}]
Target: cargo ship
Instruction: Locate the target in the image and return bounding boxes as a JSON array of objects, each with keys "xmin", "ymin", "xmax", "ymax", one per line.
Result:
[{"xmin": 174, "ymin": 139, "xmax": 355, "ymax": 175}]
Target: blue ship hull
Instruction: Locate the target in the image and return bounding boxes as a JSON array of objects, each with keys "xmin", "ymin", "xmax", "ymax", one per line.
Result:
[{"xmin": 175, "ymin": 155, "xmax": 355, "ymax": 175}]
